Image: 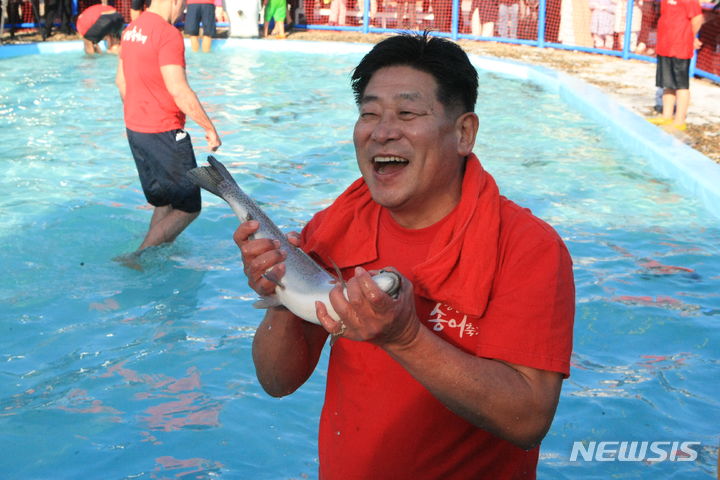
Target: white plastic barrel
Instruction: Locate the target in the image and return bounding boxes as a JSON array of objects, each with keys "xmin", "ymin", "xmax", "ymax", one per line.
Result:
[{"xmin": 226, "ymin": 0, "xmax": 261, "ymax": 37}]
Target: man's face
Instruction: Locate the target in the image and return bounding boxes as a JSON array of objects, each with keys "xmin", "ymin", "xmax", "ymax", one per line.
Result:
[{"xmin": 353, "ymin": 65, "xmax": 467, "ymax": 229}]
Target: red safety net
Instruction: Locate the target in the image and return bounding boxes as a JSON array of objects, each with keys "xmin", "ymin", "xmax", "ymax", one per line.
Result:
[
  {"xmin": 697, "ymin": 8, "xmax": 720, "ymax": 77},
  {"xmin": 21, "ymin": 1, "xmax": 36, "ymax": 23},
  {"xmin": 299, "ymin": 0, "xmax": 719, "ymax": 78},
  {"xmin": 460, "ymin": 0, "xmax": 539, "ymax": 38},
  {"xmin": 303, "ymin": 0, "xmax": 454, "ymax": 31},
  {"xmin": 302, "ymin": 0, "xmax": 542, "ymax": 35},
  {"xmin": 4, "ymin": 1, "xmax": 38, "ymax": 25},
  {"xmin": 541, "ymin": 0, "xmax": 653, "ymax": 51},
  {"xmin": 3, "ymin": 0, "xmax": 137, "ymax": 30}
]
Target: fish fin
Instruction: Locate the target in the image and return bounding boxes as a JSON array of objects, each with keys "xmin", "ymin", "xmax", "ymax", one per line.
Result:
[
  {"xmin": 186, "ymin": 155, "xmax": 237, "ymax": 199},
  {"xmin": 253, "ymin": 296, "xmax": 282, "ymax": 309},
  {"xmin": 328, "ymin": 257, "xmax": 347, "ymax": 290},
  {"xmin": 262, "ymin": 270, "xmax": 285, "ymax": 289}
]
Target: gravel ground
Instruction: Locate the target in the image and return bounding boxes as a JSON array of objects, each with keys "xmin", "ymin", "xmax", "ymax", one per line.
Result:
[{"xmin": 3, "ymin": 28, "xmax": 719, "ymax": 163}]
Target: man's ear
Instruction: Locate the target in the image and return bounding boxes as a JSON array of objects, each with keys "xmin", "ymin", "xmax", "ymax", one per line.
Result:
[{"xmin": 456, "ymin": 112, "xmax": 479, "ymax": 157}]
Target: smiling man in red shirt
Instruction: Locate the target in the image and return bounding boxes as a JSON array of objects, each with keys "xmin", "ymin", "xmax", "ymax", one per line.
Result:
[{"xmin": 234, "ymin": 33, "xmax": 575, "ymax": 479}]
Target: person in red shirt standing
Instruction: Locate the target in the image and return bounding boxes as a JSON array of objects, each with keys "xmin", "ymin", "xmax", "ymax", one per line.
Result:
[
  {"xmin": 234, "ymin": 33, "xmax": 575, "ymax": 479},
  {"xmin": 76, "ymin": 4, "xmax": 124, "ymax": 56},
  {"xmin": 185, "ymin": 0, "xmax": 226, "ymax": 52},
  {"xmin": 647, "ymin": 0, "xmax": 704, "ymax": 132},
  {"xmin": 115, "ymin": 0, "xmax": 221, "ymax": 263}
]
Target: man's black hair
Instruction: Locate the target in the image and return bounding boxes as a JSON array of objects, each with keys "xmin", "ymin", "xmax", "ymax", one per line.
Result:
[{"xmin": 351, "ymin": 32, "xmax": 479, "ymax": 115}]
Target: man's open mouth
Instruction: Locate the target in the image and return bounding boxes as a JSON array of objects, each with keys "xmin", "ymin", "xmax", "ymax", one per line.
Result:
[{"xmin": 373, "ymin": 156, "xmax": 409, "ymax": 174}]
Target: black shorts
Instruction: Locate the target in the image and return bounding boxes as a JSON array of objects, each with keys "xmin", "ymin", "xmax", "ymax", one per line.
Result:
[
  {"xmin": 127, "ymin": 128, "xmax": 201, "ymax": 213},
  {"xmin": 656, "ymin": 55, "xmax": 691, "ymax": 90},
  {"xmin": 84, "ymin": 12, "xmax": 124, "ymax": 44},
  {"xmin": 184, "ymin": 3, "xmax": 217, "ymax": 37}
]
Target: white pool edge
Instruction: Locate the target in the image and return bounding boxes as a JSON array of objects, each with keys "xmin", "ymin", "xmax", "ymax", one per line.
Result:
[{"xmin": 3, "ymin": 37, "xmax": 720, "ymax": 221}]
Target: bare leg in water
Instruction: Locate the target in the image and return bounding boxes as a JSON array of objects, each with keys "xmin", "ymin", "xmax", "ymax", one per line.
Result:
[
  {"xmin": 138, "ymin": 205, "xmax": 199, "ymax": 251},
  {"xmin": 116, "ymin": 205, "xmax": 199, "ymax": 269}
]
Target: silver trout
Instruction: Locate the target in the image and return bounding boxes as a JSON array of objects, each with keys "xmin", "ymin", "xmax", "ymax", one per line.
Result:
[{"xmin": 187, "ymin": 156, "xmax": 401, "ymax": 325}]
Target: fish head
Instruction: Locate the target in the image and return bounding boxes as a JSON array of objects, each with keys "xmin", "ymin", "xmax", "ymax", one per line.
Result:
[{"xmin": 374, "ymin": 270, "xmax": 402, "ymax": 299}]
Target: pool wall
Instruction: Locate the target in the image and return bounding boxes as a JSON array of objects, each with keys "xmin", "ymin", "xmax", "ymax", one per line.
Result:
[
  {"xmin": 0, "ymin": 40, "xmax": 80, "ymax": 57},
  {"xmin": 3, "ymin": 38, "xmax": 720, "ymax": 220}
]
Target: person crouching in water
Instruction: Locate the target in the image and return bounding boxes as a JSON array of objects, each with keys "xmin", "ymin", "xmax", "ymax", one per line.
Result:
[{"xmin": 76, "ymin": 4, "xmax": 124, "ymax": 55}]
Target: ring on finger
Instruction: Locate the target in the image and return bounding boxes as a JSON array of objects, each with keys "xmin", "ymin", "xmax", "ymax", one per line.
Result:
[{"xmin": 332, "ymin": 320, "xmax": 346, "ymax": 338}]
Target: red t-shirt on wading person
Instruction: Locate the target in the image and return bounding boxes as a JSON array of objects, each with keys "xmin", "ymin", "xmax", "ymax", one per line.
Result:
[
  {"xmin": 656, "ymin": 0, "xmax": 702, "ymax": 59},
  {"xmin": 76, "ymin": 4, "xmax": 116, "ymax": 37},
  {"xmin": 187, "ymin": 0, "xmax": 223, "ymax": 5},
  {"xmin": 301, "ymin": 155, "xmax": 575, "ymax": 480},
  {"xmin": 120, "ymin": 12, "xmax": 186, "ymax": 133}
]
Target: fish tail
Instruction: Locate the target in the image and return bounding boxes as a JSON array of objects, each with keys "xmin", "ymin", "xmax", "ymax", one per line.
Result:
[{"xmin": 186, "ymin": 155, "xmax": 235, "ymax": 199}]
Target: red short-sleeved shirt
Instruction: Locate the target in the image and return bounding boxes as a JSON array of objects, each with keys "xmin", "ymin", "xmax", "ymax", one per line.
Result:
[
  {"xmin": 76, "ymin": 4, "xmax": 116, "ymax": 36},
  {"xmin": 120, "ymin": 12, "xmax": 186, "ymax": 133},
  {"xmin": 187, "ymin": 0, "xmax": 223, "ymax": 5},
  {"xmin": 656, "ymin": 0, "xmax": 702, "ymax": 59},
  {"xmin": 303, "ymin": 193, "xmax": 575, "ymax": 479}
]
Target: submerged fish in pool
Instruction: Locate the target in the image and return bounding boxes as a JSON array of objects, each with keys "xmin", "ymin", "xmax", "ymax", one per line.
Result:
[{"xmin": 187, "ymin": 156, "xmax": 401, "ymax": 325}]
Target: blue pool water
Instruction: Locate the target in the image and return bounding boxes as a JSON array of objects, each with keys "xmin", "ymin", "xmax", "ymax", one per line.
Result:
[{"xmin": 1, "ymin": 42, "xmax": 719, "ymax": 479}]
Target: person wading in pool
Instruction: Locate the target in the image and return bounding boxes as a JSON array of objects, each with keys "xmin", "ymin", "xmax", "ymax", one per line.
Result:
[
  {"xmin": 234, "ymin": 32, "xmax": 575, "ymax": 479},
  {"xmin": 115, "ymin": 0, "xmax": 221, "ymax": 262}
]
